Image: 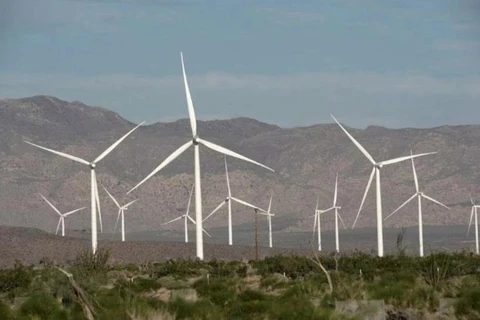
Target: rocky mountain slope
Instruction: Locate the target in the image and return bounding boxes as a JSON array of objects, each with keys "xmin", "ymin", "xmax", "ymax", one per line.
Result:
[{"xmin": 1, "ymin": 96, "xmax": 478, "ymax": 235}]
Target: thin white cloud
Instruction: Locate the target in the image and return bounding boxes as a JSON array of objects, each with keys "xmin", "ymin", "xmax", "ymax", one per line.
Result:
[
  {"xmin": 348, "ymin": 21, "xmax": 390, "ymax": 34},
  {"xmin": 2, "ymin": 71, "xmax": 480, "ymax": 97},
  {"xmin": 5, "ymin": 0, "xmax": 182, "ymax": 34},
  {"xmin": 434, "ymin": 39, "xmax": 480, "ymax": 53},
  {"xmin": 254, "ymin": 7, "xmax": 325, "ymax": 25}
]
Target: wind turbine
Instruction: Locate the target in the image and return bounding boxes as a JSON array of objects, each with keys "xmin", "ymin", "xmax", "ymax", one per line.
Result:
[
  {"xmin": 311, "ymin": 195, "xmax": 326, "ymax": 251},
  {"xmin": 325, "ymin": 174, "xmax": 346, "ymax": 252},
  {"xmin": 162, "ymin": 185, "xmax": 211, "ymax": 242},
  {"xmin": 39, "ymin": 193, "xmax": 86, "ymax": 237},
  {"xmin": 331, "ymin": 115, "xmax": 435, "ymax": 257},
  {"xmin": 102, "ymin": 186, "xmax": 138, "ymax": 242},
  {"xmin": 384, "ymin": 151, "xmax": 449, "ymax": 257},
  {"xmin": 25, "ymin": 121, "xmax": 144, "ymax": 253},
  {"xmin": 127, "ymin": 53, "xmax": 274, "ymax": 260},
  {"xmin": 467, "ymin": 197, "xmax": 480, "ymax": 254},
  {"xmin": 311, "ymin": 178, "xmax": 346, "ymax": 252},
  {"xmin": 203, "ymin": 156, "xmax": 272, "ymax": 245},
  {"xmin": 266, "ymin": 192, "xmax": 274, "ymax": 248}
]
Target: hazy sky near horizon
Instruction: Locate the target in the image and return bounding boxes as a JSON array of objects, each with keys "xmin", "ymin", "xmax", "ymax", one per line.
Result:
[{"xmin": 1, "ymin": 0, "xmax": 480, "ymax": 128}]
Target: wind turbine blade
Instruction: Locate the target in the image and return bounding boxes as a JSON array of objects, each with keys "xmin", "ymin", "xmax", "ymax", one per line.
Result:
[
  {"xmin": 202, "ymin": 228, "xmax": 212, "ymax": 238},
  {"xmin": 197, "ymin": 138, "xmax": 274, "ymax": 172},
  {"xmin": 187, "ymin": 215, "xmax": 197, "ymax": 225},
  {"xmin": 55, "ymin": 218, "xmax": 62, "ymax": 235},
  {"xmin": 25, "ymin": 141, "xmax": 90, "ymax": 166},
  {"xmin": 113, "ymin": 210, "xmax": 121, "ymax": 234},
  {"xmin": 313, "ymin": 212, "xmax": 317, "ymax": 236},
  {"xmin": 333, "ymin": 173, "xmax": 338, "ymax": 206},
  {"xmin": 102, "ymin": 185, "xmax": 121, "ymax": 208},
  {"xmin": 330, "ymin": 115, "xmax": 375, "ymax": 165},
  {"xmin": 225, "ymin": 156, "xmax": 231, "ymax": 197},
  {"xmin": 467, "ymin": 206, "xmax": 474, "ymax": 236},
  {"xmin": 471, "ymin": 197, "xmax": 474, "ymax": 206},
  {"xmin": 337, "ymin": 212, "xmax": 347, "ymax": 230},
  {"xmin": 39, "ymin": 193, "xmax": 62, "ymax": 216},
  {"xmin": 180, "ymin": 52, "xmax": 197, "ymax": 137},
  {"xmin": 93, "ymin": 171, "xmax": 103, "ymax": 233},
  {"xmin": 231, "ymin": 197, "xmax": 267, "ymax": 213},
  {"xmin": 123, "ymin": 199, "xmax": 138, "ymax": 209},
  {"xmin": 410, "ymin": 150, "xmax": 419, "ymax": 193},
  {"xmin": 163, "ymin": 216, "xmax": 184, "ymax": 225},
  {"xmin": 93, "ymin": 122, "xmax": 145, "ymax": 163},
  {"xmin": 64, "ymin": 207, "xmax": 87, "ymax": 216},
  {"xmin": 384, "ymin": 193, "xmax": 417, "ymax": 220},
  {"xmin": 422, "ymin": 194, "xmax": 450, "ymax": 210},
  {"xmin": 128, "ymin": 140, "xmax": 193, "ymax": 194},
  {"xmin": 380, "ymin": 152, "xmax": 436, "ymax": 166},
  {"xmin": 319, "ymin": 207, "xmax": 335, "ymax": 215},
  {"xmin": 267, "ymin": 192, "xmax": 273, "ymax": 214},
  {"xmin": 203, "ymin": 201, "xmax": 226, "ymax": 222},
  {"xmin": 315, "ymin": 194, "xmax": 320, "ymax": 211},
  {"xmin": 352, "ymin": 167, "xmax": 375, "ymax": 229}
]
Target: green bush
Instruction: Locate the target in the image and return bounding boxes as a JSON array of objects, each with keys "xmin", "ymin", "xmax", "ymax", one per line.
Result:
[
  {"xmin": 251, "ymin": 255, "xmax": 316, "ymax": 279},
  {"xmin": 193, "ymin": 276, "xmax": 236, "ymax": 306},
  {"xmin": 153, "ymin": 259, "xmax": 207, "ymax": 278},
  {"xmin": 269, "ymin": 295, "xmax": 320, "ymax": 320},
  {"xmin": 455, "ymin": 287, "xmax": 480, "ymax": 318},
  {"xmin": 19, "ymin": 291, "xmax": 67, "ymax": 320},
  {"xmin": 130, "ymin": 277, "xmax": 161, "ymax": 293},
  {"xmin": 0, "ymin": 300, "xmax": 13, "ymax": 320},
  {"xmin": 0, "ymin": 260, "xmax": 34, "ymax": 293},
  {"xmin": 73, "ymin": 247, "xmax": 111, "ymax": 277}
]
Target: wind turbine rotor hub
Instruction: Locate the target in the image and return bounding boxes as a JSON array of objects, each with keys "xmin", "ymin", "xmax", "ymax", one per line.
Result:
[
  {"xmin": 192, "ymin": 136, "xmax": 199, "ymax": 145},
  {"xmin": 90, "ymin": 163, "xmax": 96, "ymax": 169},
  {"xmin": 375, "ymin": 163, "xmax": 383, "ymax": 169}
]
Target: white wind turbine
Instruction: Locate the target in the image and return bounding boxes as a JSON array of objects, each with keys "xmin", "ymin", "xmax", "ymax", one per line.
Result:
[
  {"xmin": 127, "ymin": 53, "xmax": 274, "ymax": 260},
  {"xmin": 311, "ymin": 176, "xmax": 346, "ymax": 252},
  {"xmin": 384, "ymin": 151, "xmax": 449, "ymax": 257},
  {"xmin": 266, "ymin": 192, "xmax": 274, "ymax": 248},
  {"xmin": 331, "ymin": 115, "xmax": 435, "ymax": 257},
  {"xmin": 102, "ymin": 186, "xmax": 138, "ymax": 242},
  {"xmin": 162, "ymin": 185, "xmax": 211, "ymax": 242},
  {"xmin": 312, "ymin": 195, "xmax": 328, "ymax": 251},
  {"xmin": 203, "ymin": 156, "xmax": 273, "ymax": 246},
  {"xmin": 326, "ymin": 173, "xmax": 346, "ymax": 252},
  {"xmin": 39, "ymin": 193, "xmax": 86, "ymax": 237},
  {"xmin": 467, "ymin": 197, "xmax": 480, "ymax": 254},
  {"xmin": 25, "ymin": 122, "xmax": 144, "ymax": 253}
]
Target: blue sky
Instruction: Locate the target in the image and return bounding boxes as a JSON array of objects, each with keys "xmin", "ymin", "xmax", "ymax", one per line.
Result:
[{"xmin": 1, "ymin": 0, "xmax": 479, "ymax": 128}]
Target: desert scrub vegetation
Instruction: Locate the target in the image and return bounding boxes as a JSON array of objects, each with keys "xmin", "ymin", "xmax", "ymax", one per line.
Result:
[{"xmin": 0, "ymin": 247, "xmax": 480, "ymax": 319}]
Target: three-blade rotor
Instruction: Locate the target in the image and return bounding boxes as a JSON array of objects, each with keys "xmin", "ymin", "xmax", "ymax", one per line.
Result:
[{"xmin": 331, "ymin": 115, "xmax": 436, "ymax": 229}]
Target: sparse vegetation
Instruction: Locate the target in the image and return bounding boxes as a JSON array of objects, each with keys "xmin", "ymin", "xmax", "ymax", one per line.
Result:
[{"xmin": 0, "ymin": 247, "xmax": 479, "ymax": 319}]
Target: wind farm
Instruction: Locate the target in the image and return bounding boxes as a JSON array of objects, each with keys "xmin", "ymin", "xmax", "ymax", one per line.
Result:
[
  {"xmin": 1, "ymin": 57, "xmax": 477, "ymax": 261},
  {"xmin": 2, "ymin": 1, "xmax": 480, "ymax": 317}
]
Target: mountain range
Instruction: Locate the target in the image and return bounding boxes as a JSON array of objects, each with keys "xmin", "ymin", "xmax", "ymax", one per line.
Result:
[{"xmin": 1, "ymin": 95, "xmax": 478, "ymax": 236}]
